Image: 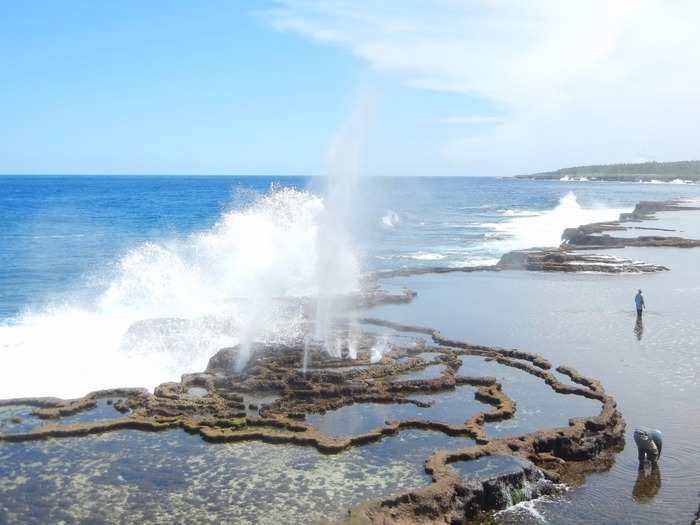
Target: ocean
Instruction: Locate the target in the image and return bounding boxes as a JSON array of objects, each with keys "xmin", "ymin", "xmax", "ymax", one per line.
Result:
[
  {"xmin": 2, "ymin": 175, "xmax": 700, "ymax": 524},
  {"xmin": 1, "ymin": 175, "xmax": 699, "ymax": 399}
]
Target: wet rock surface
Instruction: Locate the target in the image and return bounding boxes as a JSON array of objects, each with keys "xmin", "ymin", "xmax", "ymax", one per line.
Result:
[
  {"xmin": 496, "ymin": 249, "xmax": 668, "ymax": 273},
  {"xmin": 562, "ymin": 200, "xmax": 700, "ymax": 249},
  {"xmin": 369, "ymin": 199, "xmax": 700, "ymax": 278},
  {"xmin": 452, "ymin": 455, "xmax": 559, "ymax": 513},
  {"xmin": 0, "ymin": 317, "xmax": 625, "ymax": 523},
  {"xmin": 495, "ymin": 199, "xmax": 700, "ymax": 275},
  {"xmin": 8, "ymin": 199, "xmax": 696, "ymax": 522}
]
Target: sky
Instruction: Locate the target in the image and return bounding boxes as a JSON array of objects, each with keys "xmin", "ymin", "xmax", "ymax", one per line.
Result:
[{"xmin": 1, "ymin": 0, "xmax": 700, "ymax": 176}]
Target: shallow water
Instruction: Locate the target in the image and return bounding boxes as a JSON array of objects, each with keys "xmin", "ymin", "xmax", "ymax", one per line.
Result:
[
  {"xmin": 0, "ymin": 399, "xmax": 126, "ymax": 436},
  {"xmin": 451, "ymin": 454, "xmax": 533, "ymax": 479},
  {"xmin": 2, "ymin": 177, "xmax": 700, "ymax": 523},
  {"xmin": 598, "ymin": 209, "xmax": 700, "ymax": 240},
  {"xmin": 0, "ymin": 428, "xmax": 473, "ymax": 525},
  {"xmin": 395, "ymin": 363, "xmax": 448, "ymax": 381},
  {"xmin": 457, "ymin": 356, "xmax": 600, "ymax": 437},
  {"xmin": 57, "ymin": 398, "xmax": 126, "ymax": 424},
  {"xmin": 306, "ymin": 385, "xmax": 484, "ymax": 436},
  {"xmin": 645, "ymin": 209, "xmax": 700, "ymax": 239},
  {"xmin": 368, "ymin": 212, "xmax": 700, "ymax": 523},
  {"xmin": 0, "ymin": 406, "xmax": 40, "ymax": 435}
]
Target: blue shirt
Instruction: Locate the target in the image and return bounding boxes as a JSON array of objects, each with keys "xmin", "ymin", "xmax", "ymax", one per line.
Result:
[{"xmin": 635, "ymin": 293, "xmax": 645, "ymax": 309}]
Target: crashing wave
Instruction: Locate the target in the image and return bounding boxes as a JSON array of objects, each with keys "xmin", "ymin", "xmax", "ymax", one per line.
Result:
[
  {"xmin": 0, "ymin": 188, "xmax": 360, "ymax": 399},
  {"xmin": 481, "ymin": 192, "xmax": 630, "ymax": 253}
]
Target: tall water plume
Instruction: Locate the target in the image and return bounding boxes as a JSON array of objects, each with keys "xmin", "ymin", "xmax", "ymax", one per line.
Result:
[
  {"xmin": 0, "ymin": 98, "xmax": 374, "ymax": 398},
  {"xmin": 308, "ymin": 100, "xmax": 369, "ymax": 366}
]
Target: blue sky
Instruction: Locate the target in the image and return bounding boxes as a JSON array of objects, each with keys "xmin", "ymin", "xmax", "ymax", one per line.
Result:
[
  {"xmin": 2, "ymin": 1, "xmax": 699, "ymax": 176},
  {"xmin": 0, "ymin": 2, "xmax": 355, "ymax": 175}
]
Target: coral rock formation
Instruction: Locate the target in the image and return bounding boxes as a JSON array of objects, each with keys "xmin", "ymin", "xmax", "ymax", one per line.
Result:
[{"xmin": 0, "ymin": 319, "xmax": 625, "ymax": 523}]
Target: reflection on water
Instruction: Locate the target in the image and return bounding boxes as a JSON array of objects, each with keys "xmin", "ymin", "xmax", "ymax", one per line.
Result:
[
  {"xmin": 451, "ymin": 454, "xmax": 532, "ymax": 479},
  {"xmin": 633, "ymin": 464, "xmax": 661, "ymax": 503},
  {"xmin": 3, "ymin": 206, "xmax": 700, "ymax": 523},
  {"xmin": 634, "ymin": 315, "xmax": 644, "ymax": 341},
  {"xmin": 306, "ymin": 385, "xmax": 484, "ymax": 436},
  {"xmin": 0, "ymin": 399, "xmax": 126, "ymax": 435},
  {"xmin": 56, "ymin": 399, "xmax": 125, "ymax": 425},
  {"xmin": 0, "ymin": 406, "xmax": 40, "ymax": 435},
  {"xmin": 395, "ymin": 363, "xmax": 447, "ymax": 381},
  {"xmin": 458, "ymin": 356, "xmax": 600, "ymax": 437}
]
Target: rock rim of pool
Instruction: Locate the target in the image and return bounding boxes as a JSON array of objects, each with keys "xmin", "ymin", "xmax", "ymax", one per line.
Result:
[
  {"xmin": 0, "ymin": 321, "xmax": 624, "ymax": 523},
  {"xmin": 10, "ymin": 199, "xmax": 698, "ymax": 522}
]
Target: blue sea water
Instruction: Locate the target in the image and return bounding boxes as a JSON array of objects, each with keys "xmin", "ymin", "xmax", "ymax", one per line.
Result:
[
  {"xmin": 2, "ymin": 175, "xmax": 699, "ymax": 319},
  {"xmin": 2, "ymin": 175, "xmax": 700, "ymax": 524},
  {"xmin": 1, "ymin": 175, "xmax": 699, "ymax": 399},
  {"xmin": 0, "ymin": 175, "xmax": 307, "ymax": 318}
]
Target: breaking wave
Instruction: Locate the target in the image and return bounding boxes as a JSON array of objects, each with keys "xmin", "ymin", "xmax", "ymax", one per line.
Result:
[
  {"xmin": 483, "ymin": 192, "xmax": 630, "ymax": 252},
  {"xmin": 0, "ymin": 188, "xmax": 360, "ymax": 399},
  {"xmin": 400, "ymin": 252, "xmax": 446, "ymax": 261},
  {"xmin": 381, "ymin": 210, "xmax": 400, "ymax": 228}
]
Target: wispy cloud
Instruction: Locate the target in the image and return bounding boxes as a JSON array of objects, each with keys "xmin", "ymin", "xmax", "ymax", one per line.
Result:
[
  {"xmin": 438, "ymin": 116, "xmax": 505, "ymax": 125},
  {"xmin": 266, "ymin": 1, "xmax": 700, "ymax": 175}
]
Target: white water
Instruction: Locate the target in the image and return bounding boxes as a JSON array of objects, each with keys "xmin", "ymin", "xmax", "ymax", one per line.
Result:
[
  {"xmin": 0, "ymin": 188, "xmax": 361, "ymax": 399},
  {"xmin": 307, "ymin": 99, "xmax": 369, "ymax": 368},
  {"xmin": 381, "ymin": 210, "xmax": 400, "ymax": 228},
  {"xmin": 401, "ymin": 252, "xmax": 446, "ymax": 261},
  {"xmin": 484, "ymin": 192, "xmax": 630, "ymax": 252},
  {"xmin": 370, "ymin": 336, "xmax": 390, "ymax": 363},
  {"xmin": 0, "ymin": 188, "xmax": 629, "ymax": 399}
]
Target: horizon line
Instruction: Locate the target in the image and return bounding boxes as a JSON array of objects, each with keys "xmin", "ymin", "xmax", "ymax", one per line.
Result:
[{"xmin": 0, "ymin": 173, "xmax": 502, "ymax": 178}]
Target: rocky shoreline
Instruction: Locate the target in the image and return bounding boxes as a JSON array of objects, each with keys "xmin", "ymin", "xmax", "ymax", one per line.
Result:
[
  {"xmin": 371, "ymin": 199, "xmax": 700, "ymax": 279},
  {"xmin": 561, "ymin": 200, "xmax": 700, "ymax": 249},
  {"xmin": 0, "ymin": 320, "xmax": 624, "ymax": 523},
  {"xmin": 2, "ymin": 197, "xmax": 698, "ymax": 524}
]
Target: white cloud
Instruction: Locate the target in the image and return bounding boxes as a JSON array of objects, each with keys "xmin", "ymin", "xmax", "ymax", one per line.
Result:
[
  {"xmin": 439, "ymin": 116, "xmax": 505, "ymax": 125},
  {"xmin": 266, "ymin": 0, "xmax": 700, "ymax": 175}
]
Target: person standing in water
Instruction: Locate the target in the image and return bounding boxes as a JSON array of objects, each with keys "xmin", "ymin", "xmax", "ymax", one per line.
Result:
[{"xmin": 635, "ymin": 289, "xmax": 646, "ymax": 317}]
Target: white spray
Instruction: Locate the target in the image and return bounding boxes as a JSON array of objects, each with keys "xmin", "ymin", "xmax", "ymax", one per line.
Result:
[
  {"xmin": 0, "ymin": 187, "xmax": 355, "ymax": 398},
  {"xmin": 370, "ymin": 336, "xmax": 390, "ymax": 364},
  {"xmin": 308, "ymin": 98, "xmax": 370, "ymax": 364},
  {"xmin": 0, "ymin": 98, "xmax": 375, "ymax": 398}
]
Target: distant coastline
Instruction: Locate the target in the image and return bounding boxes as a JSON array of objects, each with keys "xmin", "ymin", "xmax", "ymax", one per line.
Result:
[{"xmin": 517, "ymin": 160, "xmax": 700, "ymax": 182}]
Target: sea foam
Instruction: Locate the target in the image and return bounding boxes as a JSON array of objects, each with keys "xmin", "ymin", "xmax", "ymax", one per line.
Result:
[
  {"xmin": 0, "ymin": 187, "xmax": 360, "ymax": 399},
  {"xmin": 482, "ymin": 192, "xmax": 629, "ymax": 253}
]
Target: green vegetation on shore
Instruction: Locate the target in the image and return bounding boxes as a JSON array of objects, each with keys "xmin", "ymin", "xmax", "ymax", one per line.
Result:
[{"xmin": 517, "ymin": 160, "xmax": 700, "ymax": 181}]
